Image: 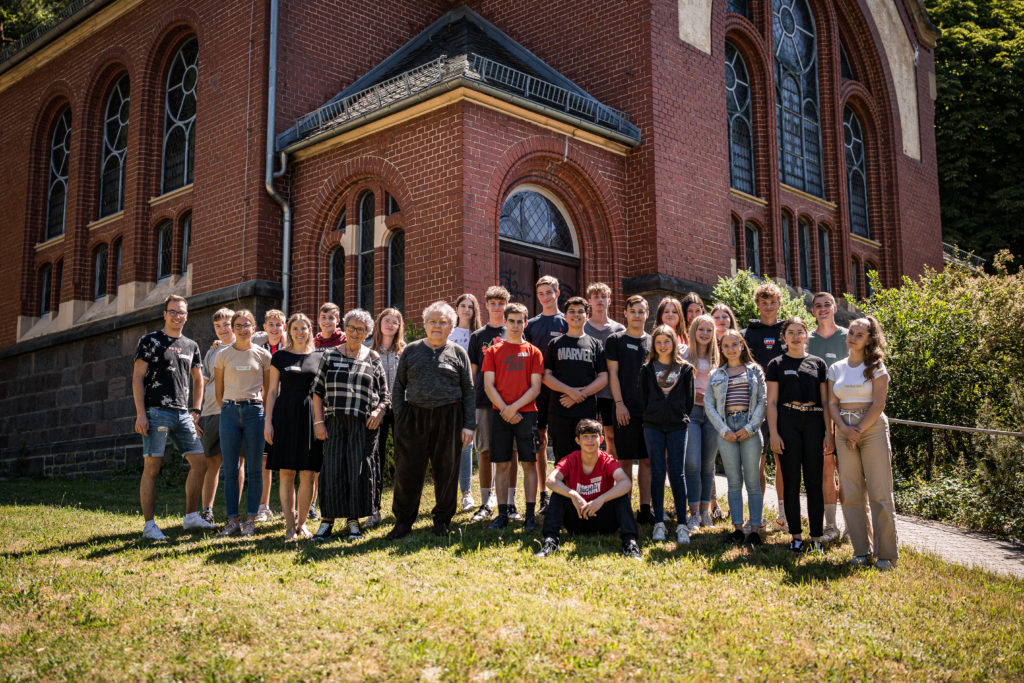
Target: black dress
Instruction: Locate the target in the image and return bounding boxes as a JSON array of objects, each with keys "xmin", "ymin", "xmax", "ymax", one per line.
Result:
[{"xmin": 266, "ymin": 350, "xmax": 324, "ymax": 472}]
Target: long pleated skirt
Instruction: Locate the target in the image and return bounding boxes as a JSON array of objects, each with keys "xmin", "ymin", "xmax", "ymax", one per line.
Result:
[{"xmin": 319, "ymin": 414, "xmax": 378, "ymax": 520}]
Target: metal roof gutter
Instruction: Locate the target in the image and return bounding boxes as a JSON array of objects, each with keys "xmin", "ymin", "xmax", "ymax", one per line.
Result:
[{"xmin": 264, "ymin": 0, "xmax": 292, "ymax": 314}]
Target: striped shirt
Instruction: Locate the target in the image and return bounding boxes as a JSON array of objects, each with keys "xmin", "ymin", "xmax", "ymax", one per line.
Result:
[
  {"xmin": 725, "ymin": 368, "xmax": 750, "ymax": 408},
  {"xmin": 311, "ymin": 348, "xmax": 390, "ymax": 419}
]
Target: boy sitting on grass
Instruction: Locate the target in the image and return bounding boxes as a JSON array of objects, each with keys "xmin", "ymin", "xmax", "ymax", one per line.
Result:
[{"xmin": 536, "ymin": 419, "xmax": 641, "ymax": 559}]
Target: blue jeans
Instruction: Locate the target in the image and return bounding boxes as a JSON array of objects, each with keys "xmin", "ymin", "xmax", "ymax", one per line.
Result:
[
  {"xmin": 220, "ymin": 402, "xmax": 265, "ymax": 519},
  {"xmin": 141, "ymin": 407, "xmax": 204, "ymax": 457},
  {"xmin": 459, "ymin": 443, "xmax": 474, "ymax": 494},
  {"xmin": 684, "ymin": 405, "xmax": 719, "ymax": 508},
  {"xmin": 717, "ymin": 411, "xmax": 764, "ymax": 527},
  {"xmin": 643, "ymin": 426, "xmax": 687, "ymax": 523}
]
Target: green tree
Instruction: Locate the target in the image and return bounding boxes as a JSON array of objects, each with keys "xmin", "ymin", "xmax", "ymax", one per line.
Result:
[
  {"xmin": 710, "ymin": 270, "xmax": 814, "ymax": 330},
  {"xmin": 927, "ymin": 0, "xmax": 1024, "ymax": 268},
  {"xmin": 1, "ymin": 0, "xmax": 73, "ymax": 49}
]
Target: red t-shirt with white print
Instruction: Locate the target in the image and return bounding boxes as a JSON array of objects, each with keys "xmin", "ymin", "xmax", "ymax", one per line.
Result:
[{"xmin": 554, "ymin": 450, "xmax": 622, "ymax": 502}]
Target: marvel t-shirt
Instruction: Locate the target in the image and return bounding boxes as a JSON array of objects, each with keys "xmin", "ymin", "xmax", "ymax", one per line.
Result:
[
  {"xmin": 134, "ymin": 330, "xmax": 202, "ymax": 410},
  {"xmin": 604, "ymin": 331, "xmax": 651, "ymax": 417},
  {"xmin": 525, "ymin": 313, "xmax": 568, "ymax": 362},
  {"xmin": 555, "ymin": 450, "xmax": 622, "ymax": 502},
  {"xmin": 764, "ymin": 354, "xmax": 828, "ymax": 405},
  {"xmin": 468, "ymin": 324, "xmax": 506, "ymax": 409},
  {"xmin": 481, "ymin": 340, "xmax": 545, "ymax": 411},
  {"xmin": 545, "ymin": 334, "xmax": 608, "ymax": 418}
]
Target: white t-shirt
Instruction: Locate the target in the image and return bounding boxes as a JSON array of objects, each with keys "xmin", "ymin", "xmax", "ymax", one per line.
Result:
[
  {"xmin": 449, "ymin": 326, "xmax": 472, "ymax": 351},
  {"xmin": 827, "ymin": 359, "xmax": 888, "ymax": 403}
]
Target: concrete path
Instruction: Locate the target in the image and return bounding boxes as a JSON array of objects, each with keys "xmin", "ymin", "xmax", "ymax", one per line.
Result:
[{"xmin": 712, "ymin": 474, "xmax": 1024, "ymax": 580}]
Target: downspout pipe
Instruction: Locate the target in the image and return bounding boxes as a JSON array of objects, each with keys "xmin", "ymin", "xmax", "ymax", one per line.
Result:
[{"xmin": 264, "ymin": 0, "xmax": 292, "ymax": 313}]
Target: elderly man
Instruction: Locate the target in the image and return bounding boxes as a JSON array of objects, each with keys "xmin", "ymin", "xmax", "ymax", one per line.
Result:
[{"xmin": 386, "ymin": 301, "xmax": 476, "ymax": 539}]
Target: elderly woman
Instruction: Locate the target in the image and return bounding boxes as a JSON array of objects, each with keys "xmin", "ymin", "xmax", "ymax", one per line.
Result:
[
  {"xmin": 310, "ymin": 309, "xmax": 390, "ymax": 541},
  {"xmin": 385, "ymin": 301, "xmax": 475, "ymax": 540}
]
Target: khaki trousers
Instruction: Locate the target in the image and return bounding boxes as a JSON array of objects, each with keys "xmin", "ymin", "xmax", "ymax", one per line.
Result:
[{"xmin": 835, "ymin": 413, "xmax": 899, "ymax": 561}]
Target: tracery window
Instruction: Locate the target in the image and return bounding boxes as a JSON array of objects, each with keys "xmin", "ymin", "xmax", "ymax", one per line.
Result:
[
  {"xmin": 844, "ymin": 107, "xmax": 870, "ymax": 239},
  {"xmin": 39, "ymin": 264, "xmax": 52, "ymax": 315},
  {"xmin": 727, "ymin": 0, "xmax": 749, "ymax": 17},
  {"xmin": 817, "ymin": 225, "xmax": 831, "ymax": 292},
  {"xmin": 798, "ymin": 218, "xmax": 812, "ymax": 291},
  {"xmin": 744, "ymin": 223, "xmax": 760, "ymax": 275},
  {"xmin": 773, "ymin": 0, "xmax": 823, "ymax": 197},
  {"xmin": 389, "ymin": 230, "xmax": 405, "ymax": 312},
  {"xmin": 726, "ymin": 43, "xmax": 755, "ymax": 195},
  {"xmin": 781, "ymin": 212, "xmax": 792, "ymax": 284},
  {"xmin": 162, "ymin": 38, "xmax": 198, "ymax": 193},
  {"xmin": 358, "ymin": 192, "xmax": 375, "ymax": 311},
  {"xmin": 499, "ymin": 190, "xmax": 574, "ymax": 254},
  {"xmin": 329, "ymin": 247, "xmax": 345, "ymax": 307},
  {"xmin": 45, "ymin": 108, "xmax": 72, "ymax": 240},
  {"xmin": 93, "ymin": 244, "xmax": 109, "ymax": 300},
  {"xmin": 100, "ymin": 75, "xmax": 130, "ymax": 217},
  {"xmin": 156, "ymin": 221, "xmax": 173, "ymax": 281},
  {"xmin": 181, "ymin": 212, "xmax": 192, "ymax": 274}
]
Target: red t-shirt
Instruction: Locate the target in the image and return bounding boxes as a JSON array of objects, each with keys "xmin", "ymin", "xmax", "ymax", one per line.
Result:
[
  {"xmin": 314, "ymin": 330, "xmax": 345, "ymax": 349},
  {"xmin": 554, "ymin": 450, "xmax": 622, "ymax": 502},
  {"xmin": 481, "ymin": 340, "xmax": 544, "ymax": 411}
]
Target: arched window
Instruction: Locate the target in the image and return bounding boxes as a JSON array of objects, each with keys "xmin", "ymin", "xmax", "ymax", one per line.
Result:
[
  {"xmin": 93, "ymin": 243, "xmax": 109, "ymax": 300},
  {"xmin": 156, "ymin": 221, "xmax": 173, "ymax": 281},
  {"xmin": 332, "ymin": 207, "xmax": 345, "ymax": 232},
  {"xmin": 39, "ymin": 264, "xmax": 52, "ymax": 315},
  {"xmin": 781, "ymin": 212, "xmax": 792, "ymax": 284},
  {"xmin": 865, "ymin": 262, "xmax": 877, "ymax": 298},
  {"xmin": 817, "ymin": 225, "xmax": 831, "ymax": 292},
  {"xmin": 53, "ymin": 259, "xmax": 63, "ymax": 311},
  {"xmin": 162, "ymin": 37, "xmax": 198, "ymax": 193},
  {"xmin": 850, "ymin": 258, "xmax": 861, "ymax": 298},
  {"xmin": 45, "ymin": 108, "xmax": 72, "ymax": 240},
  {"xmin": 844, "ymin": 107, "xmax": 870, "ymax": 239},
  {"xmin": 840, "ymin": 42, "xmax": 856, "ymax": 81},
  {"xmin": 388, "ymin": 230, "xmax": 405, "ymax": 311},
  {"xmin": 386, "ymin": 193, "xmax": 400, "ymax": 215},
  {"xmin": 329, "ymin": 247, "xmax": 345, "ymax": 306},
  {"xmin": 773, "ymin": 0, "xmax": 823, "ymax": 197},
  {"xmin": 499, "ymin": 190, "xmax": 574, "ymax": 254},
  {"xmin": 744, "ymin": 222, "xmax": 760, "ymax": 275},
  {"xmin": 358, "ymin": 192, "xmax": 375, "ymax": 311},
  {"xmin": 798, "ymin": 218, "xmax": 811, "ymax": 290},
  {"xmin": 726, "ymin": 43, "xmax": 755, "ymax": 195},
  {"xmin": 112, "ymin": 237, "xmax": 122, "ymax": 292},
  {"xmin": 180, "ymin": 212, "xmax": 192, "ymax": 274},
  {"xmin": 100, "ymin": 75, "xmax": 130, "ymax": 217},
  {"xmin": 727, "ymin": 0, "xmax": 749, "ymax": 17}
]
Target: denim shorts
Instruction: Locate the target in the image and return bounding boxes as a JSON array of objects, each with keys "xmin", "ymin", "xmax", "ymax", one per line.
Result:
[{"xmin": 142, "ymin": 406, "xmax": 204, "ymax": 457}]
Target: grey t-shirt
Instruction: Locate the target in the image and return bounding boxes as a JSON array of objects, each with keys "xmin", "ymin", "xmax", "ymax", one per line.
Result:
[
  {"xmin": 584, "ymin": 319, "xmax": 625, "ymax": 399},
  {"xmin": 808, "ymin": 326, "xmax": 849, "ymax": 368}
]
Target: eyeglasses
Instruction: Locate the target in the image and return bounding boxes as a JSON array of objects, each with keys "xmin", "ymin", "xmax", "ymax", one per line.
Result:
[
  {"xmin": 165, "ymin": 310, "xmax": 187, "ymax": 317},
  {"xmin": 345, "ymin": 325, "xmax": 367, "ymax": 335},
  {"xmin": 233, "ymin": 322, "xmax": 253, "ymax": 329}
]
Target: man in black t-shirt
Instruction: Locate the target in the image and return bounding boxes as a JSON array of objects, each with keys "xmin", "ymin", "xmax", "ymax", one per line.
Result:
[
  {"xmin": 132, "ymin": 294, "xmax": 212, "ymax": 540},
  {"xmin": 543, "ymin": 296, "xmax": 608, "ymax": 461}
]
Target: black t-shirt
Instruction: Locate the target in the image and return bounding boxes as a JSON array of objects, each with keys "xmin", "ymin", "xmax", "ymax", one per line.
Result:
[
  {"xmin": 468, "ymin": 324, "xmax": 506, "ymax": 409},
  {"xmin": 764, "ymin": 354, "xmax": 828, "ymax": 405},
  {"xmin": 742, "ymin": 320, "xmax": 786, "ymax": 370},
  {"xmin": 134, "ymin": 330, "xmax": 202, "ymax": 410},
  {"xmin": 525, "ymin": 313, "xmax": 568, "ymax": 362},
  {"xmin": 604, "ymin": 331, "xmax": 651, "ymax": 417},
  {"xmin": 544, "ymin": 334, "xmax": 608, "ymax": 418}
]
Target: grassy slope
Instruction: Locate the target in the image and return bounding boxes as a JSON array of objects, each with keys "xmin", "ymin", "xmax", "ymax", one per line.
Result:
[{"xmin": 0, "ymin": 478, "xmax": 1022, "ymax": 681}]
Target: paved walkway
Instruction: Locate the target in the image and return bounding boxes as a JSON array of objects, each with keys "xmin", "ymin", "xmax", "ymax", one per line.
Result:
[{"xmin": 712, "ymin": 474, "xmax": 1024, "ymax": 580}]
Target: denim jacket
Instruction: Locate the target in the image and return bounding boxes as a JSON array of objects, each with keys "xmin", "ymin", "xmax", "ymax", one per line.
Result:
[{"xmin": 704, "ymin": 362, "xmax": 767, "ymax": 438}]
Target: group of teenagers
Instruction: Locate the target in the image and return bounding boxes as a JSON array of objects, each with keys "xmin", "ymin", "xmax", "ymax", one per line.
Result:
[{"xmin": 132, "ymin": 276, "xmax": 899, "ymax": 568}]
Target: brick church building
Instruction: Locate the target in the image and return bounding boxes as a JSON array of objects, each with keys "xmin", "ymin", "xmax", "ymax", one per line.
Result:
[{"xmin": 0, "ymin": 0, "xmax": 941, "ymax": 475}]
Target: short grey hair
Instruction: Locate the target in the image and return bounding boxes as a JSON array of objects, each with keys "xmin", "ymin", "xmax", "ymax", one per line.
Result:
[
  {"xmin": 343, "ymin": 308, "xmax": 374, "ymax": 333},
  {"xmin": 422, "ymin": 300, "xmax": 456, "ymax": 326}
]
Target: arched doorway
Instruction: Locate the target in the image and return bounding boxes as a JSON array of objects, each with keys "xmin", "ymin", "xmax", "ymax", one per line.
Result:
[{"xmin": 498, "ymin": 186, "xmax": 580, "ymax": 315}]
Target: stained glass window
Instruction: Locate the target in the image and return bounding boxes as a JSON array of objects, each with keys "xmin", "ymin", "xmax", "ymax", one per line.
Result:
[
  {"xmin": 774, "ymin": 0, "xmax": 823, "ymax": 196},
  {"xmin": 45, "ymin": 108, "xmax": 71, "ymax": 240},
  {"xmin": 100, "ymin": 75, "xmax": 129, "ymax": 217},
  {"xmin": 358, "ymin": 192, "xmax": 375, "ymax": 311},
  {"xmin": 726, "ymin": 43, "xmax": 755, "ymax": 195},
  {"xmin": 499, "ymin": 191, "xmax": 574, "ymax": 254},
  {"xmin": 844, "ymin": 107, "xmax": 870, "ymax": 238},
  {"xmin": 162, "ymin": 38, "xmax": 197, "ymax": 193}
]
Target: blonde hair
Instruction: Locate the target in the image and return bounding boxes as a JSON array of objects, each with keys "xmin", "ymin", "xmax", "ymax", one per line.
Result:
[
  {"xmin": 586, "ymin": 282, "xmax": 611, "ymax": 298},
  {"xmin": 536, "ymin": 275, "xmax": 560, "ymax": 292},
  {"xmin": 264, "ymin": 309, "xmax": 286, "ymax": 323},
  {"xmin": 285, "ymin": 313, "xmax": 315, "ymax": 352},
  {"xmin": 685, "ymin": 314, "xmax": 720, "ymax": 367}
]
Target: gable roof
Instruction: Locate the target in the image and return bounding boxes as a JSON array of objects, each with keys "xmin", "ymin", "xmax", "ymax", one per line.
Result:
[{"xmin": 277, "ymin": 6, "xmax": 640, "ymax": 150}]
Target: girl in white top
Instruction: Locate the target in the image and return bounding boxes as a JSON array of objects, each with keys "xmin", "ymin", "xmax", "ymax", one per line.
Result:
[
  {"xmin": 452, "ymin": 293, "xmax": 482, "ymax": 510},
  {"xmin": 682, "ymin": 314, "xmax": 721, "ymax": 531},
  {"xmin": 826, "ymin": 316, "xmax": 898, "ymax": 570}
]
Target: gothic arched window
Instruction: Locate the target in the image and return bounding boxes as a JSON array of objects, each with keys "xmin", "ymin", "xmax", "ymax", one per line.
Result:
[
  {"xmin": 844, "ymin": 107, "xmax": 870, "ymax": 238},
  {"xmin": 45, "ymin": 108, "xmax": 72, "ymax": 240},
  {"xmin": 499, "ymin": 190, "xmax": 574, "ymax": 254},
  {"xmin": 100, "ymin": 75, "xmax": 130, "ymax": 217},
  {"xmin": 358, "ymin": 192, "xmax": 375, "ymax": 311},
  {"xmin": 93, "ymin": 243, "xmax": 109, "ymax": 300},
  {"xmin": 389, "ymin": 229, "xmax": 405, "ymax": 312},
  {"xmin": 156, "ymin": 221, "xmax": 173, "ymax": 281},
  {"xmin": 162, "ymin": 38, "xmax": 198, "ymax": 193},
  {"xmin": 329, "ymin": 247, "xmax": 345, "ymax": 307},
  {"xmin": 773, "ymin": 0, "xmax": 823, "ymax": 197},
  {"xmin": 726, "ymin": 43, "xmax": 755, "ymax": 195}
]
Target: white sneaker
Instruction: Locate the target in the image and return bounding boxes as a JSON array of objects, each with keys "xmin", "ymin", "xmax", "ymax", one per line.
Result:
[
  {"xmin": 255, "ymin": 505, "xmax": 273, "ymax": 522},
  {"xmin": 699, "ymin": 510, "xmax": 713, "ymax": 527},
  {"xmin": 652, "ymin": 522, "xmax": 667, "ymax": 541},
  {"xmin": 686, "ymin": 514, "xmax": 700, "ymax": 533},
  {"xmin": 461, "ymin": 492, "xmax": 475, "ymax": 512},
  {"xmin": 183, "ymin": 512, "xmax": 216, "ymax": 530},
  {"xmin": 364, "ymin": 512, "xmax": 382, "ymax": 529},
  {"xmin": 821, "ymin": 525, "xmax": 841, "ymax": 543},
  {"xmin": 142, "ymin": 520, "xmax": 167, "ymax": 540},
  {"xmin": 487, "ymin": 493, "xmax": 498, "ymax": 510},
  {"xmin": 676, "ymin": 524, "xmax": 691, "ymax": 544}
]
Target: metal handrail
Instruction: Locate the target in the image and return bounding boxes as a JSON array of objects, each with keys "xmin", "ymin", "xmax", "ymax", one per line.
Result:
[
  {"xmin": 0, "ymin": 0, "xmax": 97, "ymax": 64},
  {"xmin": 942, "ymin": 242, "xmax": 986, "ymax": 271},
  {"xmin": 889, "ymin": 417, "xmax": 1024, "ymax": 438}
]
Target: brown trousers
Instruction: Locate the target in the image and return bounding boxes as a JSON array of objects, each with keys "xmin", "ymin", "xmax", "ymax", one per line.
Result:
[{"xmin": 835, "ymin": 413, "xmax": 899, "ymax": 561}]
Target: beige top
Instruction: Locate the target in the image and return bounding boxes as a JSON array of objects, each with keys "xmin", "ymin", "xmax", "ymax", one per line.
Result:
[{"xmin": 214, "ymin": 344, "xmax": 271, "ymax": 402}]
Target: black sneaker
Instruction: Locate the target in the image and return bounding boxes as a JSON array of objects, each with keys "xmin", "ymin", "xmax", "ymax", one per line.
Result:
[
  {"xmin": 744, "ymin": 532, "xmax": 763, "ymax": 546},
  {"xmin": 726, "ymin": 529, "xmax": 745, "ymax": 544},
  {"xmin": 535, "ymin": 537, "xmax": 559, "ymax": 558},
  {"xmin": 199, "ymin": 507, "xmax": 215, "ymax": 525},
  {"xmin": 471, "ymin": 504, "xmax": 493, "ymax": 522},
  {"xmin": 384, "ymin": 522, "xmax": 412, "ymax": 540},
  {"xmin": 308, "ymin": 504, "xmax": 320, "ymax": 521},
  {"xmin": 488, "ymin": 514, "xmax": 509, "ymax": 530},
  {"xmin": 789, "ymin": 539, "xmax": 806, "ymax": 553},
  {"xmin": 507, "ymin": 505, "xmax": 524, "ymax": 522},
  {"xmin": 312, "ymin": 521, "xmax": 333, "ymax": 542},
  {"xmin": 523, "ymin": 515, "xmax": 539, "ymax": 532},
  {"xmin": 636, "ymin": 508, "xmax": 657, "ymax": 525},
  {"xmin": 538, "ymin": 491, "xmax": 550, "ymax": 515},
  {"xmin": 622, "ymin": 539, "xmax": 642, "ymax": 560},
  {"xmin": 432, "ymin": 522, "xmax": 450, "ymax": 537}
]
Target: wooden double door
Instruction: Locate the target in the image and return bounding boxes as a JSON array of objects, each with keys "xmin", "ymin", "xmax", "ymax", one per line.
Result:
[{"xmin": 499, "ymin": 241, "xmax": 579, "ymax": 317}]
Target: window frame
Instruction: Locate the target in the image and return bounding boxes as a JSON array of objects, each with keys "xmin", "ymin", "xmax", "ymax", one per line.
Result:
[
  {"xmin": 44, "ymin": 108, "xmax": 72, "ymax": 241},
  {"xmin": 156, "ymin": 221, "xmax": 174, "ymax": 282},
  {"xmin": 39, "ymin": 263, "xmax": 53, "ymax": 316},
  {"xmin": 93, "ymin": 243, "xmax": 109, "ymax": 301},
  {"xmin": 161, "ymin": 37, "xmax": 198, "ymax": 194},
  {"xmin": 817, "ymin": 225, "xmax": 831, "ymax": 293},
  {"xmin": 388, "ymin": 229, "xmax": 405, "ymax": 312},
  {"xmin": 357, "ymin": 191, "xmax": 375, "ymax": 311},
  {"xmin": 744, "ymin": 222, "xmax": 761, "ymax": 276},
  {"xmin": 99, "ymin": 74, "xmax": 130, "ymax": 218},
  {"xmin": 726, "ymin": 42, "xmax": 756, "ymax": 195}
]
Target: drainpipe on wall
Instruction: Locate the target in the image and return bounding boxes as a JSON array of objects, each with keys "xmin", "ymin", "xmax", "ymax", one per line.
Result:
[{"xmin": 264, "ymin": 0, "xmax": 292, "ymax": 313}]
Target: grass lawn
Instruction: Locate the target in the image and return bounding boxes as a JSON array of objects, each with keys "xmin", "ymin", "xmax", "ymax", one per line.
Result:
[{"xmin": 1, "ymin": 476, "xmax": 1022, "ymax": 681}]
